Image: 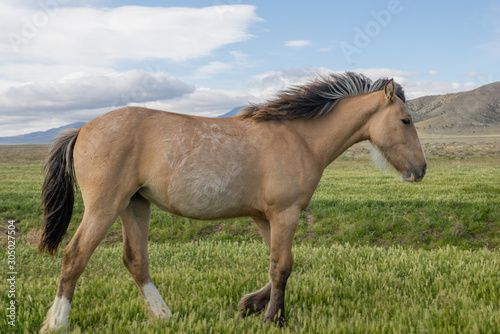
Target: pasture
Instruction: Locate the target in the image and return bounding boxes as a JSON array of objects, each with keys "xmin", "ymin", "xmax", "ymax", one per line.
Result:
[
  {"xmin": 1, "ymin": 139, "xmax": 500, "ymax": 333},
  {"xmin": 2, "ymin": 241, "xmax": 500, "ymax": 333}
]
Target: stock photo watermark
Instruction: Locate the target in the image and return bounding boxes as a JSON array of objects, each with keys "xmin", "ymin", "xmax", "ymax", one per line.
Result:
[
  {"xmin": 8, "ymin": 0, "xmax": 70, "ymax": 53},
  {"xmin": 6, "ymin": 220, "xmax": 17, "ymax": 328},
  {"xmin": 339, "ymin": 0, "xmax": 404, "ymax": 65}
]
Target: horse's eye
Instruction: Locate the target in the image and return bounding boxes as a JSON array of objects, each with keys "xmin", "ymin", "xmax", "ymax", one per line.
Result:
[{"xmin": 402, "ymin": 118, "xmax": 411, "ymax": 125}]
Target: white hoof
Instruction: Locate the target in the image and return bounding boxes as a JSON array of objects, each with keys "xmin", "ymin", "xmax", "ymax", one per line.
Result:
[
  {"xmin": 40, "ymin": 297, "xmax": 70, "ymax": 333},
  {"xmin": 142, "ymin": 282, "xmax": 172, "ymax": 319}
]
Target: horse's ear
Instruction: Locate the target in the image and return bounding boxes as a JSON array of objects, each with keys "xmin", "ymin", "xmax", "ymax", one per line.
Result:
[{"xmin": 384, "ymin": 78, "xmax": 395, "ymax": 101}]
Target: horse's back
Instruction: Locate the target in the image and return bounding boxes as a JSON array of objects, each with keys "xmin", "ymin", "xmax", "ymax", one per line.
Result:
[
  {"xmin": 74, "ymin": 106, "xmax": 244, "ymax": 169},
  {"xmin": 73, "ymin": 106, "xmax": 262, "ymax": 219}
]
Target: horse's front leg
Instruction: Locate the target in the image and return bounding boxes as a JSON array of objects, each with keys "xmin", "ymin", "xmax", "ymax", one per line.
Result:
[{"xmin": 264, "ymin": 207, "xmax": 300, "ymax": 325}]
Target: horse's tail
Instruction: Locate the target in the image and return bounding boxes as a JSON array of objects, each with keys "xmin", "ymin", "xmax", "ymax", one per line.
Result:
[{"xmin": 39, "ymin": 128, "xmax": 80, "ymax": 256}]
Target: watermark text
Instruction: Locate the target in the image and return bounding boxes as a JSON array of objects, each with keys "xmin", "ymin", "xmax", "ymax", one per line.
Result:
[
  {"xmin": 6, "ymin": 220, "xmax": 17, "ymax": 327},
  {"xmin": 339, "ymin": 0, "xmax": 403, "ymax": 65}
]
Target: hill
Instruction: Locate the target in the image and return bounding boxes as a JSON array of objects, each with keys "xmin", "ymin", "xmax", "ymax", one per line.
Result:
[
  {"xmin": 0, "ymin": 122, "xmax": 86, "ymax": 145},
  {"xmin": 0, "ymin": 106, "xmax": 247, "ymax": 145},
  {"xmin": 217, "ymin": 105, "xmax": 245, "ymax": 118},
  {"xmin": 2, "ymin": 82, "xmax": 500, "ymax": 145},
  {"xmin": 408, "ymin": 82, "xmax": 500, "ymax": 134}
]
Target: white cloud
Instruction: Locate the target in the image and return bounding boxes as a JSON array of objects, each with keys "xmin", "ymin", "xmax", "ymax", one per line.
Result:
[
  {"xmin": 194, "ymin": 51, "xmax": 252, "ymax": 78},
  {"xmin": 250, "ymin": 66, "xmax": 330, "ymax": 94},
  {"xmin": 0, "ymin": 64, "xmax": 489, "ymax": 137},
  {"xmin": 0, "ymin": 63, "xmax": 114, "ymax": 86},
  {"xmin": 195, "ymin": 61, "xmax": 234, "ymax": 78},
  {"xmin": 0, "ymin": 70, "xmax": 194, "ymax": 114},
  {"xmin": 146, "ymin": 67, "xmax": 484, "ymax": 119},
  {"xmin": 114, "ymin": 67, "xmax": 333, "ymax": 118},
  {"xmin": 137, "ymin": 68, "xmax": 329, "ymax": 118},
  {"xmin": 0, "ymin": 2, "xmax": 262, "ymax": 136},
  {"xmin": 248, "ymin": 67, "xmax": 483, "ymax": 102},
  {"xmin": 284, "ymin": 40, "xmax": 311, "ymax": 48},
  {"xmin": 402, "ymin": 80, "xmax": 479, "ymax": 99},
  {"xmin": 353, "ymin": 68, "xmax": 421, "ymax": 80},
  {"xmin": 1, "ymin": 4, "xmax": 261, "ymax": 64},
  {"xmin": 0, "ymin": 109, "xmax": 106, "ymax": 137},
  {"xmin": 330, "ymin": 68, "xmax": 480, "ymax": 99},
  {"xmin": 144, "ymin": 87, "xmax": 253, "ymax": 117}
]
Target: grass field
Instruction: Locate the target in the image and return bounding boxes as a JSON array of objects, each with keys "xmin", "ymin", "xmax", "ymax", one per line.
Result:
[
  {"xmin": 1, "ymin": 140, "xmax": 499, "ymax": 333},
  {"xmin": 2, "ymin": 241, "xmax": 500, "ymax": 333}
]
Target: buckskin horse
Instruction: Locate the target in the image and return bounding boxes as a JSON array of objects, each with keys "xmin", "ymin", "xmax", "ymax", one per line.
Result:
[{"xmin": 39, "ymin": 72, "xmax": 426, "ymax": 332}]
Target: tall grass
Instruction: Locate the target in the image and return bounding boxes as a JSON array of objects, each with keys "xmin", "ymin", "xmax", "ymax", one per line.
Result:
[
  {"xmin": 1, "ymin": 241, "xmax": 499, "ymax": 333},
  {"xmin": 0, "ymin": 144, "xmax": 499, "ymax": 332},
  {"xmin": 2, "ymin": 154, "xmax": 498, "ymax": 250}
]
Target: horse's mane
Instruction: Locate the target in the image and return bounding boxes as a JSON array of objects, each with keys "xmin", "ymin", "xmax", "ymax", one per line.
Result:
[{"xmin": 239, "ymin": 72, "xmax": 406, "ymax": 121}]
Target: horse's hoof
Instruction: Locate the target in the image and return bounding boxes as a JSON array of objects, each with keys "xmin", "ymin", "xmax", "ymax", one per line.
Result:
[{"xmin": 264, "ymin": 315, "xmax": 287, "ymax": 327}]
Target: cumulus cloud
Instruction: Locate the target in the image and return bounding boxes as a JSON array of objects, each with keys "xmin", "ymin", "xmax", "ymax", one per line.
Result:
[
  {"xmin": 0, "ymin": 2, "xmax": 262, "ymax": 136},
  {"xmin": 0, "ymin": 61, "xmax": 487, "ymax": 137},
  {"xmin": 0, "ymin": 63, "xmax": 114, "ymax": 87},
  {"xmin": 144, "ymin": 87, "xmax": 254, "ymax": 117},
  {"xmin": 1, "ymin": 4, "xmax": 261, "ymax": 64},
  {"xmin": 0, "ymin": 108, "xmax": 108, "ymax": 137},
  {"xmin": 130, "ymin": 67, "xmax": 333, "ymax": 117},
  {"xmin": 0, "ymin": 70, "xmax": 194, "ymax": 114},
  {"xmin": 149, "ymin": 67, "xmax": 483, "ymax": 119}
]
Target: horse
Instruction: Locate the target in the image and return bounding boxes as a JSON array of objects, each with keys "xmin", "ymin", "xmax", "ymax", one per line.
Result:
[{"xmin": 39, "ymin": 72, "xmax": 426, "ymax": 332}]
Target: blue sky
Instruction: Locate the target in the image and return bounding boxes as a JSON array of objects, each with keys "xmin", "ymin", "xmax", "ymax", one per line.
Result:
[{"xmin": 0, "ymin": 0, "xmax": 499, "ymax": 136}]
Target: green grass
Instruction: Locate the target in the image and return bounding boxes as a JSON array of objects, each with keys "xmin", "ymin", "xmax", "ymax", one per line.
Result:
[
  {"xmin": 0, "ymin": 143, "xmax": 499, "ymax": 333},
  {"xmin": 1, "ymin": 144, "xmax": 499, "ymax": 250},
  {"xmin": 1, "ymin": 241, "xmax": 499, "ymax": 333},
  {"xmin": 301, "ymin": 157, "xmax": 500, "ymax": 250}
]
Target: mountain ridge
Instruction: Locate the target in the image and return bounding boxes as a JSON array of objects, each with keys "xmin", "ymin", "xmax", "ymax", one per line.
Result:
[
  {"xmin": 0, "ymin": 122, "xmax": 87, "ymax": 145},
  {"xmin": 408, "ymin": 82, "xmax": 500, "ymax": 131},
  {"xmin": 1, "ymin": 82, "xmax": 499, "ymax": 144}
]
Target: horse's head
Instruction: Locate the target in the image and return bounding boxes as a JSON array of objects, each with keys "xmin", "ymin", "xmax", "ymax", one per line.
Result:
[{"xmin": 369, "ymin": 79, "xmax": 427, "ymax": 182}]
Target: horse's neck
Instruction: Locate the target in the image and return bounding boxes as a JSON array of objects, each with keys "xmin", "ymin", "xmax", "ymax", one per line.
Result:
[{"xmin": 291, "ymin": 93, "xmax": 380, "ymax": 168}]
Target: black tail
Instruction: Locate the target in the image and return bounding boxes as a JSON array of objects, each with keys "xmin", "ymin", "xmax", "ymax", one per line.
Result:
[{"xmin": 39, "ymin": 128, "xmax": 80, "ymax": 256}]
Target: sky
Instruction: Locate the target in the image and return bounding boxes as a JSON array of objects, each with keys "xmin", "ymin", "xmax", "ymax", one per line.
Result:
[{"xmin": 1, "ymin": 0, "xmax": 499, "ymax": 136}]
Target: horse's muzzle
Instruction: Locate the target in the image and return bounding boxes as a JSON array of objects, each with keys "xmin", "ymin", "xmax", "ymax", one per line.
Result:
[{"xmin": 402, "ymin": 163, "xmax": 427, "ymax": 182}]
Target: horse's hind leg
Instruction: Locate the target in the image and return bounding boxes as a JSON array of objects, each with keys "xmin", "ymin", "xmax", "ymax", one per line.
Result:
[
  {"xmin": 120, "ymin": 193, "xmax": 172, "ymax": 319},
  {"xmin": 41, "ymin": 210, "xmax": 118, "ymax": 332},
  {"xmin": 240, "ymin": 209, "xmax": 299, "ymax": 325},
  {"xmin": 239, "ymin": 218, "xmax": 272, "ymax": 317}
]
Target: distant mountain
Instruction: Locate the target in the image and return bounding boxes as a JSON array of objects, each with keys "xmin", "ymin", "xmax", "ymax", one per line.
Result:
[
  {"xmin": 0, "ymin": 106, "xmax": 246, "ymax": 145},
  {"xmin": 217, "ymin": 106, "xmax": 245, "ymax": 118},
  {"xmin": 408, "ymin": 82, "xmax": 500, "ymax": 130},
  {"xmin": 3, "ymin": 82, "xmax": 499, "ymax": 145},
  {"xmin": 0, "ymin": 122, "xmax": 86, "ymax": 145}
]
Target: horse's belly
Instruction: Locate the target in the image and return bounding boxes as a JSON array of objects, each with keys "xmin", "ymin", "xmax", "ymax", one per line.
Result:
[
  {"xmin": 182, "ymin": 179, "xmax": 240, "ymax": 218},
  {"xmin": 141, "ymin": 169, "xmax": 259, "ymax": 220}
]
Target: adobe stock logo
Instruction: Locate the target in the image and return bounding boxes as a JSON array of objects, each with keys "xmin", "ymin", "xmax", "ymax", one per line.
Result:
[
  {"xmin": 8, "ymin": 0, "xmax": 70, "ymax": 53},
  {"xmin": 339, "ymin": 0, "xmax": 403, "ymax": 65}
]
